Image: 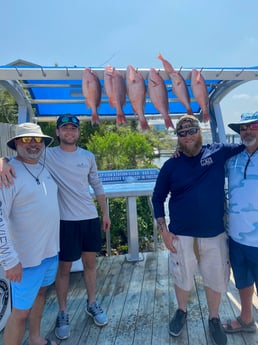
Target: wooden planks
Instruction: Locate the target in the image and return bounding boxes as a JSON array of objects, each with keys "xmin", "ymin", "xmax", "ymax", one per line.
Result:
[{"xmin": 0, "ymin": 251, "xmax": 257, "ymax": 345}]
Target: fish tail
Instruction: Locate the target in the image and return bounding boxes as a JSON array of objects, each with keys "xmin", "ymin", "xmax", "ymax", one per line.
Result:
[
  {"xmin": 186, "ymin": 108, "xmax": 194, "ymax": 115},
  {"xmin": 157, "ymin": 53, "xmax": 173, "ymax": 73},
  {"xmin": 139, "ymin": 117, "xmax": 150, "ymax": 131},
  {"xmin": 203, "ymin": 111, "xmax": 211, "ymax": 123},
  {"xmin": 163, "ymin": 116, "xmax": 174, "ymax": 129},
  {"xmin": 91, "ymin": 112, "xmax": 100, "ymax": 125},
  {"xmin": 116, "ymin": 113, "xmax": 127, "ymax": 125},
  {"xmin": 157, "ymin": 53, "xmax": 163, "ymax": 60}
]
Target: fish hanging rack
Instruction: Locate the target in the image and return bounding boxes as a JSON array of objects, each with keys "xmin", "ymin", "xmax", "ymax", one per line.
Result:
[{"xmin": 0, "ymin": 65, "xmax": 258, "ymax": 123}]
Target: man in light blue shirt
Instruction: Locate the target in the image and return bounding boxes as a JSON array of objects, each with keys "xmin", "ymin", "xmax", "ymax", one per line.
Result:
[{"xmin": 224, "ymin": 112, "xmax": 258, "ymax": 334}]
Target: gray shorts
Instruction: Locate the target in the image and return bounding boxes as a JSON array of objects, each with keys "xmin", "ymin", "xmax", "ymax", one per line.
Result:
[{"xmin": 169, "ymin": 232, "xmax": 230, "ymax": 293}]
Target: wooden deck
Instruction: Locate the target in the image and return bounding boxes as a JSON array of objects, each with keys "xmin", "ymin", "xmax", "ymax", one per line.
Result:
[{"xmin": 1, "ymin": 250, "xmax": 257, "ymax": 345}]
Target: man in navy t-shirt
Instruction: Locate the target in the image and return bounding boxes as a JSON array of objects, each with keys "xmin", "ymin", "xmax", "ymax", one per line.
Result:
[{"xmin": 152, "ymin": 115, "xmax": 244, "ymax": 345}]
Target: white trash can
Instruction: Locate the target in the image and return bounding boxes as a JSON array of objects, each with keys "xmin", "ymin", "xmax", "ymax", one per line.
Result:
[{"xmin": 0, "ymin": 265, "xmax": 11, "ymax": 332}]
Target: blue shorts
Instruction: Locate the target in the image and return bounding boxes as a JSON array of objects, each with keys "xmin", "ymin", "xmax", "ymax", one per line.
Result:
[
  {"xmin": 59, "ymin": 218, "xmax": 102, "ymax": 261},
  {"xmin": 229, "ymin": 237, "xmax": 258, "ymax": 293},
  {"xmin": 11, "ymin": 255, "xmax": 58, "ymax": 310}
]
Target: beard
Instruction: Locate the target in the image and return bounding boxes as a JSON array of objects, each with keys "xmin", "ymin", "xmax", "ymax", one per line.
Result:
[
  {"xmin": 16, "ymin": 146, "xmax": 44, "ymax": 162},
  {"xmin": 178, "ymin": 134, "xmax": 203, "ymax": 156},
  {"xmin": 242, "ymin": 136, "xmax": 257, "ymax": 147}
]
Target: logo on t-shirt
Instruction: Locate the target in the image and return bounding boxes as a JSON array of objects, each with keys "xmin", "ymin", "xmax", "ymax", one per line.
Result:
[
  {"xmin": 200, "ymin": 157, "xmax": 214, "ymax": 166},
  {"xmin": 0, "ymin": 279, "xmax": 9, "ymax": 322}
]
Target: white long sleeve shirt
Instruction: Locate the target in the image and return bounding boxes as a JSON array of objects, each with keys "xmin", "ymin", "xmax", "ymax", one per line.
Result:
[
  {"xmin": 0, "ymin": 158, "xmax": 60, "ymax": 270},
  {"xmin": 42, "ymin": 146, "xmax": 104, "ymax": 221}
]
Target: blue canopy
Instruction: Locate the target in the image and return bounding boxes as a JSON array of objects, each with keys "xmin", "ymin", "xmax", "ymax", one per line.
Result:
[{"xmin": 0, "ymin": 61, "xmax": 258, "ymax": 141}]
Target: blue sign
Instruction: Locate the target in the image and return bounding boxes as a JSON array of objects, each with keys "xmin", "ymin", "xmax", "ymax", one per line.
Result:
[{"xmin": 98, "ymin": 169, "xmax": 159, "ymax": 184}]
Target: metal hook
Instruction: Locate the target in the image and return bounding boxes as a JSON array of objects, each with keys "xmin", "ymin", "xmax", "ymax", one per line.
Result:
[
  {"xmin": 15, "ymin": 67, "xmax": 22, "ymax": 77},
  {"xmin": 216, "ymin": 68, "xmax": 224, "ymax": 77},
  {"xmin": 179, "ymin": 66, "xmax": 183, "ymax": 72},
  {"xmin": 40, "ymin": 67, "xmax": 46, "ymax": 77},
  {"xmin": 66, "ymin": 67, "xmax": 70, "ymax": 77},
  {"xmin": 235, "ymin": 68, "xmax": 244, "ymax": 77}
]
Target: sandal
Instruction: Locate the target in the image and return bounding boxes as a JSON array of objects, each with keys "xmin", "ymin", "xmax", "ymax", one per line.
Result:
[{"xmin": 223, "ymin": 316, "xmax": 256, "ymax": 333}]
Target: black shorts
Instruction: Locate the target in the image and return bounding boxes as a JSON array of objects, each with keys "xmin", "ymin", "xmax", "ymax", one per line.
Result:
[{"xmin": 59, "ymin": 218, "xmax": 102, "ymax": 261}]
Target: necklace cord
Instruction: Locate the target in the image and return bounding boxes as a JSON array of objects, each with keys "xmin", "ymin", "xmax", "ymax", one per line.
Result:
[
  {"xmin": 244, "ymin": 149, "xmax": 258, "ymax": 179},
  {"xmin": 20, "ymin": 149, "xmax": 46, "ymax": 184}
]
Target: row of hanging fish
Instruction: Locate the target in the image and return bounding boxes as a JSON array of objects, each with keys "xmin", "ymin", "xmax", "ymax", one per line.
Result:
[{"xmin": 82, "ymin": 54, "xmax": 210, "ymax": 131}]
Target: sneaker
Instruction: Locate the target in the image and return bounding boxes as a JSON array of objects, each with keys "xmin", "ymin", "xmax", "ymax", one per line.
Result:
[
  {"xmin": 209, "ymin": 317, "xmax": 227, "ymax": 345},
  {"xmin": 55, "ymin": 311, "xmax": 70, "ymax": 339},
  {"xmin": 169, "ymin": 309, "xmax": 187, "ymax": 336},
  {"xmin": 86, "ymin": 300, "xmax": 108, "ymax": 326}
]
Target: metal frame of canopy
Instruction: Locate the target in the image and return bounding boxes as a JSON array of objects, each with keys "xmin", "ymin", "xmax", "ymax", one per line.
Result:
[{"xmin": 0, "ymin": 64, "xmax": 258, "ymax": 142}]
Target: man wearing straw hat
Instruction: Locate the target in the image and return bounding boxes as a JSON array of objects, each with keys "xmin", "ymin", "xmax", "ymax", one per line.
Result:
[{"xmin": 0, "ymin": 123, "xmax": 59, "ymax": 345}]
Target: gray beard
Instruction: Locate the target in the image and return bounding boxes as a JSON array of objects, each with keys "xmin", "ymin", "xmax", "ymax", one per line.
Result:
[{"xmin": 242, "ymin": 137, "xmax": 257, "ymax": 147}]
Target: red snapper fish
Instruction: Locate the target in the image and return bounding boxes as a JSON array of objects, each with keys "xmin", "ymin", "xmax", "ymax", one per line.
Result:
[
  {"xmin": 157, "ymin": 53, "xmax": 193, "ymax": 115},
  {"xmin": 104, "ymin": 65, "xmax": 126, "ymax": 125},
  {"xmin": 126, "ymin": 65, "xmax": 149, "ymax": 131},
  {"xmin": 82, "ymin": 68, "xmax": 102, "ymax": 125},
  {"xmin": 191, "ymin": 69, "xmax": 210, "ymax": 122},
  {"xmin": 148, "ymin": 68, "xmax": 174, "ymax": 129}
]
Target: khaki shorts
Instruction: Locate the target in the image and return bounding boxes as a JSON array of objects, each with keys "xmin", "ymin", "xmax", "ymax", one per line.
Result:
[{"xmin": 169, "ymin": 233, "xmax": 230, "ymax": 293}]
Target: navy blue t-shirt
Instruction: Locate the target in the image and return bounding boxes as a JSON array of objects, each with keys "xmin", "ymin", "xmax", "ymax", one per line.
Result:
[{"xmin": 152, "ymin": 143, "xmax": 245, "ymax": 237}]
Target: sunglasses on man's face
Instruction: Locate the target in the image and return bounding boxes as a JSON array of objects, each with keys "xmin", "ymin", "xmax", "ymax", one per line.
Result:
[
  {"xmin": 177, "ymin": 127, "xmax": 199, "ymax": 138},
  {"xmin": 240, "ymin": 123, "xmax": 258, "ymax": 131},
  {"xmin": 59, "ymin": 116, "xmax": 79, "ymax": 126},
  {"xmin": 19, "ymin": 137, "xmax": 44, "ymax": 143}
]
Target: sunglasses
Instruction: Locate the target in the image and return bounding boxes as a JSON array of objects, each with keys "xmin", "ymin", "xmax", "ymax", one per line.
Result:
[
  {"xmin": 240, "ymin": 123, "xmax": 258, "ymax": 131},
  {"xmin": 19, "ymin": 137, "xmax": 43, "ymax": 143},
  {"xmin": 58, "ymin": 116, "xmax": 79, "ymax": 127},
  {"xmin": 177, "ymin": 127, "xmax": 199, "ymax": 137}
]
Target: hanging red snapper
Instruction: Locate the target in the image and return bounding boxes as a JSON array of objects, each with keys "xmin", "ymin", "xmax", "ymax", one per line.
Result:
[
  {"xmin": 126, "ymin": 65, "xmax": 149, "ymax": 131},
  {"xmin": 157, "ymin": 53, "xmax": 193, "ymax": 116},
  {"xmin": 82, "ymin": 68, "xmax": 102, "ymax": 125},
  {"xmin": 104, "ymin": 65, "xmax": 126, "ymax": 125},
  {"xmin": 191, "ymin": 69, "xmax": 210, "ymax": 122},
  {"xmin": 148, "ymin": 68, "xmax": 174, "ymax": 129}
]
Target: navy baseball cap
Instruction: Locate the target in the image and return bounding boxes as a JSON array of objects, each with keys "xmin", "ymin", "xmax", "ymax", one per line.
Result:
[{"xmin": 56, "ymin": 115, "xmax": 80, "ymax": 128}]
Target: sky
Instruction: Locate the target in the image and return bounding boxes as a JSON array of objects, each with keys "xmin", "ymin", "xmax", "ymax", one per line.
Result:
[{"xmin": 1, "ymin": 0, "xmax": 258, "ymax": 133}]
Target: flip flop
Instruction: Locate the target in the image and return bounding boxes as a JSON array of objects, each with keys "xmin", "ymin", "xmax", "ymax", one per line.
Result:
[{"xmin": 223, "ymin": 316, "xmax": 256, "ymax": 333}]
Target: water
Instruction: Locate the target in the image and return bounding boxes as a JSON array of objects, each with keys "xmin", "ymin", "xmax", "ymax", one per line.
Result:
[{"xmin": 154, "ymin": 155, "xmax": 170, "ymax": 169}]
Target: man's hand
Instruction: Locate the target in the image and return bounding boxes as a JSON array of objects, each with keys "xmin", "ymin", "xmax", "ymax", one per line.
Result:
[
  {"xmin": 5, "ymin": 262, "xmax": 22, "ymax": 282},
  {"xmin": 171, "ymin": 149, "xmax": 181, "ymax": 158},
  {"xmin": 161, "ymin": 230, "xmax": 178, "ymax": 253},
  {"xmin": 0, "ymin": 158, "xmax": 16, "ymax": 188},
  {"xmin": 102, "ymin": 214, "xmax": 111, "ymax": 232}
]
